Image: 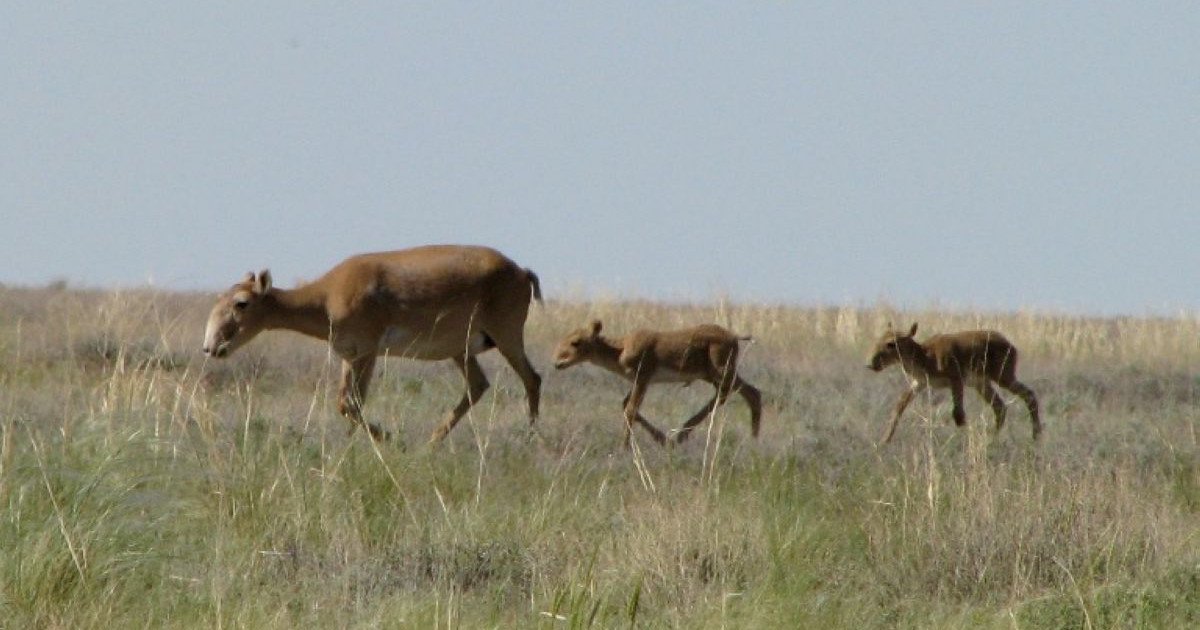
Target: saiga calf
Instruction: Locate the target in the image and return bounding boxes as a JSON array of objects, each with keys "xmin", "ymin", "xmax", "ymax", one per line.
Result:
[
  {"xmin": 553, "ymin": 320, "xmax": 763, "ymax": 447},
  {"xmin": 867, "ymin": 322, "xmax": 1041, "ymax": 443}
]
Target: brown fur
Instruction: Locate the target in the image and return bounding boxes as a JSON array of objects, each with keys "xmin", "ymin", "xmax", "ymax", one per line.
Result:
[
  {"xmin": 553, "ymin": 320, "xmax": 762, "ymax": 447},
  {"xmin": 202, "ymin": 245, "xmax": 542, "ymax": 443},
  {"xmin": 867, "ymin": 322, "xmax": 1041, "ymax": 443}
]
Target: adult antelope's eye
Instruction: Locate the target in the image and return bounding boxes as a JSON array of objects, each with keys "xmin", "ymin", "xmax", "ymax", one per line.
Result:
[
  {"xmin": 885, "ymin": 341, "xmax": 896, "ymax": 350},
  {"xmin": 234, "ymin": 299, "xmax": 249, "ymax": 311}
]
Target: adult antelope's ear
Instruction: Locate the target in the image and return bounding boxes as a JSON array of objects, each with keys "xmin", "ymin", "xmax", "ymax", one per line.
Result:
[
  {"xmin": 590, "ymin": 319, "xmax": 603, "ymax": 337},
  {"xmin": 908, "ymin": 322, "xmax": 919, "ymax": 337},
  {"xmin": 254, "ymin": 269, "xmax": 273, "ymax": 294}
]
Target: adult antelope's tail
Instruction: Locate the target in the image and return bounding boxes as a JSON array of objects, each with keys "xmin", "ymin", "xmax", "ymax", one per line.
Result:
[{"xmin": 525, "ymin": 268, "xmax": 543, "ymax": 304}]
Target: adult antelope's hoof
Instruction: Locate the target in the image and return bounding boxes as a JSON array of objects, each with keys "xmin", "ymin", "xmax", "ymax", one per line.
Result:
[{"xmin": 521, "ymin": 425, "xmax": 543, "ymax": 443}]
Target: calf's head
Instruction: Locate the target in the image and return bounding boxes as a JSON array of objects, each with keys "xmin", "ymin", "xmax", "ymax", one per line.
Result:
[
  {"xmin": 553, "ymin": 319, "xmax": 605, "ymax": 370},
  {"xmin": 867, "ymin": 322, "xmax": 921, "ymax": 372},
  {"xmin": 202, "ymin": 270, "xmax": 273, "ymax": 358}
]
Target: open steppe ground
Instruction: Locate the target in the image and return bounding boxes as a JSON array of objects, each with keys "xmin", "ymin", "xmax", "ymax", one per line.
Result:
[{"xmin": 1, "ymin": 285, "xmax": 1198, "ymax": 628}]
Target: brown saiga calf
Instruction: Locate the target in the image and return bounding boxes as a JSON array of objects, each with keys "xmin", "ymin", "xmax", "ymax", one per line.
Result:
[
  {"xmin": 553, "ymin": 320, "xmax": 763, "ymax": 447},
  {"xmin": 867, "ymin": 323, "xmax": 1041, "ymax": 443}
]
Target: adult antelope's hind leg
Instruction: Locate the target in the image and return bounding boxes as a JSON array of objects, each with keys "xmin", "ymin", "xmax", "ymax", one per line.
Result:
[
  {"xmin": 499, "ymin": 347, "xmax": 542, "ymax": 425},
  {"xmin": 490, "ymin": 331, "xmax": 542, "ymax": 425},
  {"xmin": 338, "ymin": 356, "xmax": 389, "ymax": 441},
  {"xmin": 883, "ymin": 387, "xmax": 917, "ymax": 444},
  {"xmin": 430, "ymin": 355, "xmax": 490, "ymax": 443},
  {"xmin": 975, "ymin": 381, "xmax": 1008, "ymax": 433},
  {"xmin": 1003, "ymin": 380, "xmax": 1041, "ymax": 440}
]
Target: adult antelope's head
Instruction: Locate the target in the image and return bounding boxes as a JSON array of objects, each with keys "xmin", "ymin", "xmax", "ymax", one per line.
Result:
[
  {"xmin": 867, "ymin": 322, "xmax": 921, "ymax": 372},
  {"xmin": 202, "ymin": 270, "xmax": 273, "ymax": 358},
  {"xmin": 553, "ymin": 319, "xmax": 604, "ymax": 370}
]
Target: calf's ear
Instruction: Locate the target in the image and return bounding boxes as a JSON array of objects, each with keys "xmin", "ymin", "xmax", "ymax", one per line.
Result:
[
  {"xmin": 908, "ymin": 322, "xmax": 919, "ymax": 337},
  {"xmin": 590, "ymin": 319, "xmax": 603, "ymax": 337},
  {"xmin": 254, "ymin": 269, "xmax": 273, "ymax": 294}
]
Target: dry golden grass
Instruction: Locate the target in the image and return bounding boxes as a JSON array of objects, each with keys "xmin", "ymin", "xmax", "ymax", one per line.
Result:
[{"xmin": 0, "ymin": 284, "xmax": 1197, "ymax": 627}]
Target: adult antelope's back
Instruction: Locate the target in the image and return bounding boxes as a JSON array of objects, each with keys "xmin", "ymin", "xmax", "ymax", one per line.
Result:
[{"xmin": 202, "ymin": 244, "xmax": 543, "ymax": 443}]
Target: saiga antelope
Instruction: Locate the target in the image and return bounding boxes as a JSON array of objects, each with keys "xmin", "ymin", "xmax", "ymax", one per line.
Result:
[
  {"xmin": 202, "ymin": 245, "xmax": 543, "ymax": 443},
  {"xmin": 553, "ymin": 320, "xmax": 763, "ymax": 447},
  {"xmin": 867, "ymin": 322, "xmax": 1041, "ymax": 443}
]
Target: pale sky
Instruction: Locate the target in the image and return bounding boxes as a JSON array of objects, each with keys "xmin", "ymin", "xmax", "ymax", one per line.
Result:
[{"xmin": 2, "ymin": 3, "xmax": 1198, "ymax": 315}]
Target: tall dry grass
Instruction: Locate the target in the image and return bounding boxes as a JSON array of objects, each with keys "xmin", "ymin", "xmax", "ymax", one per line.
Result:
[{"xmin": 0, "ymin": 284, "xmax": 1197, "ymax": 627}]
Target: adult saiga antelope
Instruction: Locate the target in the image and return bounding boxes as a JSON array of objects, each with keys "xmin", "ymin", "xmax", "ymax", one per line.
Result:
[
  {"xmin": 867, "ymin": 323, "xmax": 1041, "ymax": 443},
  {"xmin": 553, "ymin": 320, "xmax": 763, "ymax": 447},
  {"xmin": 202, "ymin": 245, "xmax": 543, "ymax": 443}
]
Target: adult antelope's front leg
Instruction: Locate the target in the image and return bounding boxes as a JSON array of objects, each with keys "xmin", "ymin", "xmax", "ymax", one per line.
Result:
[
  {"xmin": 338, "ymin": 356, "xmax": 389, "ymax": 441},
  {"xmin": 430, "ymin": 355, "xmax": 489, "ymax": 443}
]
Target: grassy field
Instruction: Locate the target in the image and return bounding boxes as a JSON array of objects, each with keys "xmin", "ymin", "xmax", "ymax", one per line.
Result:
[{"xmin": 1, "ymin": 285, "xmax": 1198, "ymax": 628}]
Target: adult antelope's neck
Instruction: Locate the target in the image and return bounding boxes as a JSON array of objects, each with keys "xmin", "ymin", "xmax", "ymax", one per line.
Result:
[{"xmin": 261, "ymin": 285, "xmax": 331, "ymax": 340}]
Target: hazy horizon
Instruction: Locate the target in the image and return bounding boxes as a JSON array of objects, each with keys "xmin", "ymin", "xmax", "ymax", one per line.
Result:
[{"xmin": 3, "ymin": 4, "xmax": 1197, "ymax": 316}]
